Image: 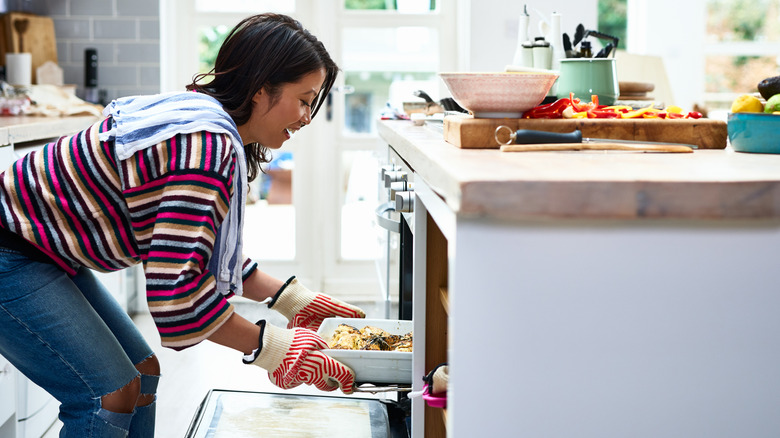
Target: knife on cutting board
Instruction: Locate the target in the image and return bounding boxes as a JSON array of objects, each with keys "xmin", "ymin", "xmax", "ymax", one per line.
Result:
[{"xmin": 494, "ymin": 126, "xmax": 696, "ymax": 153}]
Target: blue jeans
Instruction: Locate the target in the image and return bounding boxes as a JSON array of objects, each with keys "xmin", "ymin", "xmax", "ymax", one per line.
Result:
[{"xmin": 0, "ymin": 247, "xmax": 157, "ymax": 437}]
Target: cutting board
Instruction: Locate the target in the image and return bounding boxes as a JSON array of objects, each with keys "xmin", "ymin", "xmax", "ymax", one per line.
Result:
[
  {"xmin": 0, "ymin": 12, "xmax": 58, "ymax": 84},
  {"xmin": 443, "ymin": 115, "xmax": 728, "ymax": 150}
]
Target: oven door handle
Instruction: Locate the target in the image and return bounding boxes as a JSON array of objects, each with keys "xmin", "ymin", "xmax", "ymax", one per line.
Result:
[{"xmin": 375, "ymin": 201, "xmax": 400, "ymax": 233}]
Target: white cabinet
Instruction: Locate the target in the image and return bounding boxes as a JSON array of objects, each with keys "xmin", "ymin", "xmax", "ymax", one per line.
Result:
[{"xmin": 0, "ymin": 355, "xmax": 17, "ymax": 438}]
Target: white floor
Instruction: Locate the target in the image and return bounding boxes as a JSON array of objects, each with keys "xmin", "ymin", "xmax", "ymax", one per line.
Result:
[{"xmin": 43, "ymin": 299, "xmax": 394, "ymax": 438}]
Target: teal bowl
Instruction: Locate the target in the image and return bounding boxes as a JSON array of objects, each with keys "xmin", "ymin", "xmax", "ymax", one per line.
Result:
[{"xmin": 728, "ymin": 112, "xmax": 780, "ymax": 153}]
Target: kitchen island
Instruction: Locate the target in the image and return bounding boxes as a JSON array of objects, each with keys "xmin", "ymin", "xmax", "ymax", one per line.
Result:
[{"xmin": 378, "ymin": 119, "xmax": 780, "ymax": 438}]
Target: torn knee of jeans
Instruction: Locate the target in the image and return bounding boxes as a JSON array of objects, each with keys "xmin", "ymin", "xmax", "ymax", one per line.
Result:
[
  {"xmin": 96, "ymin": 407, "xmax": 134, "ymax": 432},
  {"xmin": 136, "ymin": 372, "xmax": 160, "ymax": 407},
  {"xmin": 100, "ymin": 374, "xmax": 141, "ymax": 414}
]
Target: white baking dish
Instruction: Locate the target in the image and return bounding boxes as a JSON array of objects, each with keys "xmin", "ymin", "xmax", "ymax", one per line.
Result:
[{"xmin": 318, "ymin": 318, "xmax": 413, "ymax": 384}]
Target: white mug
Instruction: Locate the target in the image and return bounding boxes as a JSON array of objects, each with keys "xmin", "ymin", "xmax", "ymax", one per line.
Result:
[{"xmin": 6, "ymin": 52, "xmax": 32, "ymax": 86}]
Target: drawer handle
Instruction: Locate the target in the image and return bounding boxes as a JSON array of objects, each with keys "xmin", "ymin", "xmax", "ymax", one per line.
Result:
[{"xmin": 375, "ymin": 201, "xmax": 400, "ymax": 233}]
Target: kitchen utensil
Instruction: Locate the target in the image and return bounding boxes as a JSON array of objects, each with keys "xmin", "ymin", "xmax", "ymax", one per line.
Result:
[
  {"xmin": 583, "ymin": 29, "xmax": 620, "ymax": 56},
  {"xmin": 13, "ymin": 17, "xmax": 28, "ymax": 52},
  {"xmin": 439, "ymin": 97, "xmax": 466, "ymax": 113},
  {"xmin": 494, "ymin": 126, "xmax": 695, "ymax": 152},
  {"xmin": 442, "ymin": 116, "xmax": 728, "ymax": 150},
  {"xmin": 727, "ymin": 112, "xmax": 780, "ymax": 154},
  {"xmin": 500, "ymin": 143, "xmax": 693, "ymax": 153},
  {"xmin": 413, "ymin": 89, "xmax": 434, "ymax": 103},
  {"xmin": 409, "ymin": 90, "xmax": 467, "ymax": 114},
  {"xmin": 557, "ymin": 58, "xmax": 620, "ymax": 105},
  {"xmin": 595, "ymin": 42, "xmax": 614, "ymax": 58},
  {"xmin": 439, "ymin": 71, "xmax": 558, "ymax": 118},
  {"xmin": 563, "ymin": 32, "xmax": 576, "ymax": 57},
  {"xmin": 572, "ymin": 23, "xmax": 585, "ymax": 47}
]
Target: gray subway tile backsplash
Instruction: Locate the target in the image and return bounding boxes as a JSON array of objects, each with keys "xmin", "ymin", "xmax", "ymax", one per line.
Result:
[
  {"xmin": 94, "ymin": 19, "xmax": 138, "ymax": 40},
  {"xmin": 71, "ymin": 0, "xmax": 114, "ymax": 16},
  {"xmin": 46, "ymin": 0, "xmax": 162, "ymax": 101},
  {"xmin": 116, "ymin": 43, "xmax": 160, "ymax": 63},
  {"xmin": 53, "ymin": 19, "xmax": 92, "ymax": 39},
  {"xmin": 116, "ymin": 0, "xmax": 159, "ymax": 17}
]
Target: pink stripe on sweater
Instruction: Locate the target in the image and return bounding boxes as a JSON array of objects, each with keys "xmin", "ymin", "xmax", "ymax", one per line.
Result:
[{"xmin": 204, "ymin": 131, "xmax": 212, "ymax": 169}]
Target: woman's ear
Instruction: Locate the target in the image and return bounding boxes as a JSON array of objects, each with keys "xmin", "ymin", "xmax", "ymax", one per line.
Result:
[{"xmin": 252, "ymin": 88, "xmax": 263, "ymax": 103}]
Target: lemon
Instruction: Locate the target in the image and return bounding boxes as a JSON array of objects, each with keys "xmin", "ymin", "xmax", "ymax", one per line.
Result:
[{"xmin": 731, "ymin": 94, "xmax": 764, "ymax": 113}]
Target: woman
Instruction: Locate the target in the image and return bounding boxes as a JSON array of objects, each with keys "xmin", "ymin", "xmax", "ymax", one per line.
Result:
[{"xmin": 0, "ymin": 13, "xmax": 364, "ymax": 438}]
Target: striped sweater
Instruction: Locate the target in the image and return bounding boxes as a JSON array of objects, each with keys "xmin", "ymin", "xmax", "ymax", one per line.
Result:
[{"xmin": 0, "ymin": 117, "xmax": 258, "ymax": 350}]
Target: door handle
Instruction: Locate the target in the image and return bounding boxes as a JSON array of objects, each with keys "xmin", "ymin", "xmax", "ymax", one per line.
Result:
[{"xmin": 375, "ymin": 201, "xmax": 400, "ymax": 233}]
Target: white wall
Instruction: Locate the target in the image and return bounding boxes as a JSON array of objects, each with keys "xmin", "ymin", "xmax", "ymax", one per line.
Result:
[{"xmin": 627, "ymin": 0, "xmax": 705, "ymax": 113}]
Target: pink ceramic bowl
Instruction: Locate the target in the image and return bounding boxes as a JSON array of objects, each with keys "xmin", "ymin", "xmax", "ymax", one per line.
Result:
[{"xmin": 439, "ymin": 72, "xmax": 558, "ymax": 118}]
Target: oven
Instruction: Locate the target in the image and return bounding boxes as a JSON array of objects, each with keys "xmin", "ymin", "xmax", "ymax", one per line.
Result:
[
  {"xmin": 375, "ymin": 145, "xmax": 414, "ymax": 321},
  {"xmin": 185, "ymin": 146, "xmax": 418, "ymax": 438}
]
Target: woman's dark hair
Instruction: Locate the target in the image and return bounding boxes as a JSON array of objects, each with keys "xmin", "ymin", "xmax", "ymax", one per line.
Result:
[{"xmin": 187, "ymin": 13, "xmax": 339, "ymax": 181}]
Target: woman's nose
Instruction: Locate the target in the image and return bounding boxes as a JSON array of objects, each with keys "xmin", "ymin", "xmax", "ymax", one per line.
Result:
[{"xmin": 302, "ymin": 106, "xmax": 312, "ymax": 125}]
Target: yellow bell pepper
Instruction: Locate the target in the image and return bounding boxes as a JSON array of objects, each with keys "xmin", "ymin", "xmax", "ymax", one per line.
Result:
[
  {"xmin": 621, "ymin": 106, "xmax": 661, "ymax": 118},
  {"xmin": 665, "ymin": 105, "xmax": 684, "ymax": 114}
]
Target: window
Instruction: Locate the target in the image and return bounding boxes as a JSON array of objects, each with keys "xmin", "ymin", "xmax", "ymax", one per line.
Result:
[
  {"xmin": 598, "ymin": 0, "xmax": 628, "ymax": 50},
  {"xmin": 704, "ymin": 0, "xmax": 780, "ymax": 109}
]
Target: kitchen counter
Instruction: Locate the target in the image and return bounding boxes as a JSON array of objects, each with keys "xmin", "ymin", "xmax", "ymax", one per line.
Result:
[
  {"xmin": 379, "ymin": 119, "xmax": 780, "ymax": 438},
  {"xmin": 378, "ymin": 119, "xmax": 780, "ymax": 220},
  {"xmin": 0, "ymin": 115, "xmax": 99, "ymax": 147}
]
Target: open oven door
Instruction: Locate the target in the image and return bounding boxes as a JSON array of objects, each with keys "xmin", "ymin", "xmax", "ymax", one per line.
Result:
[{"xmin": 185, "ymin": 389, "xmax": 410, "ymax": 438}]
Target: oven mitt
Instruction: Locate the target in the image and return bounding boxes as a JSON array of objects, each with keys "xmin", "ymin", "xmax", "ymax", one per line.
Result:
[
  {"xmin": 244, "ymin": 320, "xmax": 356, "ymax": 394},
  {"xmin": 268, "ymin": 276, "xmax": 365, "ymax": 330},
  {"xmin": 424, "ymin": 363, "xmax": 449, "ymax": 395}
]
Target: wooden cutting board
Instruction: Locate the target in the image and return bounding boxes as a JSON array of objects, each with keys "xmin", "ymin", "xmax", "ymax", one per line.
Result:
[
  {"xmin": 0, "ymin": 12, "xmax": 58, "ymax": 84},
  {"xmin": 443, "ymin": 115, "xmax": 728, "ymax": 150}
]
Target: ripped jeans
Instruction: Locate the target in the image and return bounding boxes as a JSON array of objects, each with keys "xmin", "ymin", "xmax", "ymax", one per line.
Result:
[{"xmin": 0, "ymin": 247, "xmax": 158, "ymax": 438}]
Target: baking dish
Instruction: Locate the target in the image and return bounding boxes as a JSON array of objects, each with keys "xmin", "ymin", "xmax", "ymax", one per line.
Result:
[{"xmin": 318, "ymin": 318, "xmax": 413, "ymax": 385}]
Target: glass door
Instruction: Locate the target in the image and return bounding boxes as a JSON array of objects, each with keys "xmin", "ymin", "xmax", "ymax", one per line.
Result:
[
  {"xmin": 159, "ymin": 0, "xmax": 459, "ymax": 298},
  {"xmin": 312, "ymin": 0, "xmax": 458, "ymax": 298}
]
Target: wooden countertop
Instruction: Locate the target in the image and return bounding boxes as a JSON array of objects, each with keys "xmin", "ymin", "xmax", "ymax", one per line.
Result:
[
  {"xmin": 0, "ymin": 115, "xmax": 99, "ymax": 146},
  {"xmin": 378, "ymin": 119, "xmax": 780, "ymax": 220}
]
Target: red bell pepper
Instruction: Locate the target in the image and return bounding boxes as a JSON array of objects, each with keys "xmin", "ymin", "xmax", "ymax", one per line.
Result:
[
  {"xmin": 522, "ymin": 97, "xmax": 571, "ymax": 119},
  {"xmin": 587, "ymin": 109, "xmax": 621, "ymax": 118}
]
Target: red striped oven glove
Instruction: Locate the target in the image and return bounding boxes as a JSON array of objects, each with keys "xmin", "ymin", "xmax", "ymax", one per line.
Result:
[
  {"xmin": 268, "ymin": 276, "xmax": 365, "ymax": 330},
  {"xmin": 244, "ymin": 320, "xmax": 356, "ymax": 394}
]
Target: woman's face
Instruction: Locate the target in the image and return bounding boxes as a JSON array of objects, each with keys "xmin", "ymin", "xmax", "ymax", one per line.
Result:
[{"xmin": 238, "ymin": 68, "xmax": 327, "ymax": 148}]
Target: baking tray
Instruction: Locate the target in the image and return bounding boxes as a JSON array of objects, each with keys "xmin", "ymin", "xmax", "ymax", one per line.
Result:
[
  {"xmin": 318, "ymin": 318, "xmax": 413, "ymax": 385},
  {"xmin": 185, "ymin": 390, "xmax": 394, "ymax": 438}
]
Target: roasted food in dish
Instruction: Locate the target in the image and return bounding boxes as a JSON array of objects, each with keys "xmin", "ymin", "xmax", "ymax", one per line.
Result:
[{"xmin": 328, "ymin": 324, "xmax": 413, "ymax": 352}]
